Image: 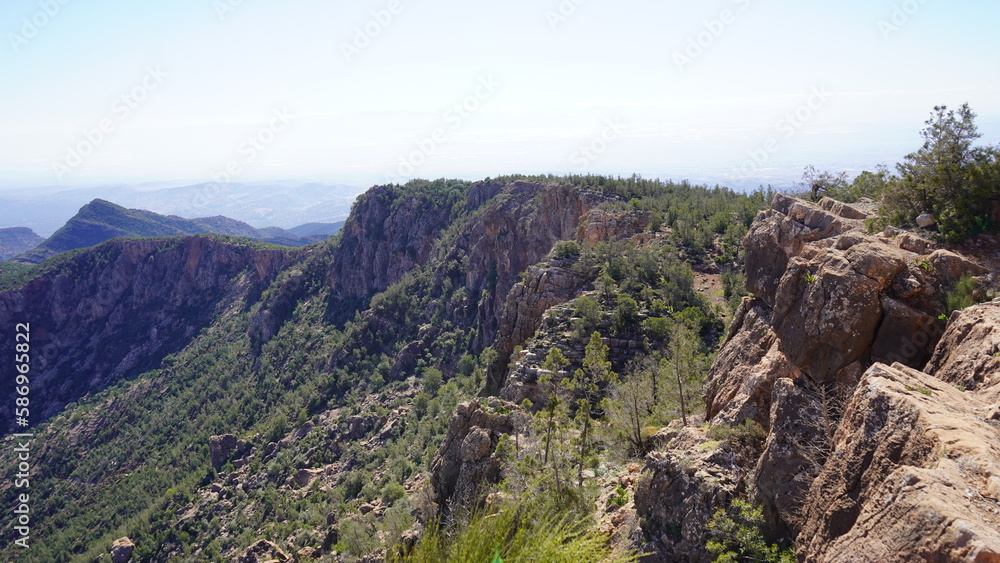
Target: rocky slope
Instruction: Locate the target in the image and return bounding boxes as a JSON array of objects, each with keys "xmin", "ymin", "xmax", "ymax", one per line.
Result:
[
  {"xmin": 0, "ymin": 235, "xmax": 294, "ymax": 432},
  {"xmin": 635, "ymin": 195, "xmax": 1000, "ymax": 561}
]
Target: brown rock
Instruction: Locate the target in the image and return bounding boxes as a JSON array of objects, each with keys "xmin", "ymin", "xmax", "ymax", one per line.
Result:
[
  {"xmin": 817, "ymin": 197, "xmax": 868, "ymax": 220},
  {"xmin": 635, "ymin": 427, "xmax": 741, "ymax": 562},
  {"xmin": 237, "ymin": 540, "xmax": 290, "ymax": 563},
  {"xmin": 927, "ymin": 249, "xmax": 990, "ymax": 282},
  {"xmin": 429, "ymin": 399, "xmax": 524, "ymax": 516},
  {"xmin": 751, "ymin": 378, "xmax": 835, "ymax": 541},
  {"xmin": 771, "ymin": 251, "xmax": 882, "ymax": 381},
  {"xmin": 870, "ymin": 297, "xmax": 944, "ymax": 369},
  {"xmin": 926, "ymin": 299, "xmax": 1000, "ymax": 401},
  {"xmin": 461, "ymin": 428, "xmax": 492, "ymax": 462},
  {"xmin": 209, "ymin": 434, "xmax": 239, "ymax": 470},
  {"xmin": 797, "ymin": 363, "xmax": 1000, "ymax": 562},
  {"xmin": 110, "ymin": 537, "xmax": 135, "ymax": 563}
]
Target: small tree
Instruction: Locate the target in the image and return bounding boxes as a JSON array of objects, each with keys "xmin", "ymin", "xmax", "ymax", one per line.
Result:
[
  {"xmin": 605, "ymin": 363, "xmax": 656, "ymax": 456},
  {"xmin": 881, "ymin": 103, "xmax": 1000, "ymax": 241},
  {"xmin": 570, "ymin": 332, "xmax": 615, "ymax": 486},
  {"xmin": 801, "ymin": 165, "xmax": 848, "ymax": 202},
  {"xmin": 537, "ymin": 347, "xmax": 570, "ymax": 492},
  {"xmin": 665, "ymin": 322, "xmax": 703, "ymax": 426}
]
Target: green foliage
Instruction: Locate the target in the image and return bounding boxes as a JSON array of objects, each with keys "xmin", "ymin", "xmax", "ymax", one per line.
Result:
[
  {"xmin": 612, "ymin": 294, "xmax": 639, "ymax": 330},
  {"xmin": 572, "ymin": 295, "xmax": 601, "ymax": 339},
  {"xmin": 706, "ymin": 498, "xmax": 794, "ymax": 563},
  {"xmin": 707, "ymin": 420, "xmax": 767, "ymax": 459},
  {"xmin": 721, "ymin": 269, "xmax": 747, "ymax": 312},
  {"xmin": 945, "ymin": 275, "xmax": 979, "ymax": 314},
  {"xmin": 389, "ymin": 497, "xmax": 637, "ymax": 563},
  {"xmin": 423, "ymin": 367, "xmax": 444, "ymax": 394},
  {"xmin": 552, "ymin": 239, "xmax": 581, "ymax": 259},
  {"xmin": 880, "ymin": 104, "xmax": 1000, "ymax": 241},
  {"xmin": 801, "ymin": 165, "xmax": 849, "ymax": 202},
  {"xmin": 381, "ymin": 481, "xmax": 407, "ymax": 505}
]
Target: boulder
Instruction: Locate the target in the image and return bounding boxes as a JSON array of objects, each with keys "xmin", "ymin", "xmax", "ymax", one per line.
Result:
[
  {"xmin": 110, "ymin": 537, "xmax": 135, "ymax": 563},
  {"xmin": 209, "ymin": 434, "xmax": 239, "ymax": 470},
  {"xmin": 236, "ymin": 540, "xmax": 290, "ymax": 563},
  {"xmin": 916, "ymin": 213, "xmax": 935, "ymax": 228}
]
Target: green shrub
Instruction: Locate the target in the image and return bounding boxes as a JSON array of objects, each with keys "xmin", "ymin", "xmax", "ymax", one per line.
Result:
[
  {"xmin": 945, "ymin": 275, "xmax": 979, "ymax": 314},
  {"xmin": 553, "ymin": 240, "xmax": 581, "ymax": 259},
  {"xmin": 706, "ymin": 498, "xmax": 794, "ymax": 563},
  {"xmin": 381, "ymin": 482, "xmax": 407, "ymax": 505}
]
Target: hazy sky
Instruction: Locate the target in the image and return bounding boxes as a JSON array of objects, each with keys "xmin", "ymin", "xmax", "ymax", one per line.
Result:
[{"xmin": 2, "ymin": 0, "xmax": 998, "ymax": 192}]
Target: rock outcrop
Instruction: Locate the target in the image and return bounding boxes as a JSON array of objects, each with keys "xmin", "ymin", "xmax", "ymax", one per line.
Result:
[
  {"xmin": 428, "ymin": 398, "xmax": 526, "ymax": 516},
  {"xmin": 635, "ymin": 423, "xmax": 741, "ymax": 562},
  {"xmin": 636, "ymin": 195, "xmax": 1000, "ymax": 561},
  {"xmin": 798, "ymin": 362, "xmax": 1000, "ymax": 562},
  {"xmin": 110, "ymin": 537, "xmax": 135, "ymax": 563}
]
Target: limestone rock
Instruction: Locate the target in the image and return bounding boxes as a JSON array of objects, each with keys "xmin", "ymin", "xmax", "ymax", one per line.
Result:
[
  {"xmin": 110, "ymin": 537, "xmax": 135, "ymax": 563},
  {"xmin": 916, "ymin": 213, "xmax": 935, "ymax": 228}
]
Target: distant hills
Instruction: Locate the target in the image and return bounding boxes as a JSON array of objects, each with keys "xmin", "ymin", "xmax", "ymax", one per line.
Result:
[
  {"xmin": 13, "ymin": 199, "xmax": 343, "ymax": 264},
  {"xmin": 0, "ymin": 227, "xmax": 43, "ymax": 260},
  {"xmin": 0, "ymin": 182, "xmax": 364, "ymax": 236}
]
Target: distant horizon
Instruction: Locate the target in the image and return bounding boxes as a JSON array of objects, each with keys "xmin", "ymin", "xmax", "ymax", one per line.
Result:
[{"xmin": 2, "ymin": 1, "xmax": 998, "ymax": 194}]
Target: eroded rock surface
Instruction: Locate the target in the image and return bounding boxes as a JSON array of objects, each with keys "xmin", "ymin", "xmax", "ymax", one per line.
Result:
[{"xmin": 636, "ymin": 195, "xmax": 1000, "ymax": 560}]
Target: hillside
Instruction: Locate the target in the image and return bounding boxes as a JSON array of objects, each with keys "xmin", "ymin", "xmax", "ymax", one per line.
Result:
[
  {"xmin": 0, "ymin": 227, "xmax": 43, "ymax": 260},
  {"xmin": 0, "ymin": 176, "xmax": 767, "ymax": 561},
  {"xmin": 12, "ymin": 199, "xmax": 328, "ymax": 264},
  {"xmin": 1, "ymin": 178, "xmax": 997, "ymax": 562}
]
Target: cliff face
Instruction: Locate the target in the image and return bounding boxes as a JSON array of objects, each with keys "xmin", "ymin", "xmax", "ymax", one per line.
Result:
[
  {"xmin": 0, "ymin": 236, "xmax": 293, "ymax": 431},
  {"xmin": 328, "ymin": 185, "xmax": 456, "ymax": 303},
  {"xmin": 636, "ymin": 195, "xmax": 1000, "ymax": 561}
]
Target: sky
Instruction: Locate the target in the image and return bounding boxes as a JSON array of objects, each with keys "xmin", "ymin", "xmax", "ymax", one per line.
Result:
[{"xmin": 2, "ymin": 0, "xmax": 999, "ymax": 193}]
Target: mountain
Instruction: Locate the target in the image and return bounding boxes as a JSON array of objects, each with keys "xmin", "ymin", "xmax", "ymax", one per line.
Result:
[
  {"xmin": 0, "ymin": 177, "xmax": 996, "ymax": 562},
  {"xmin": 0, "ymin": 227, "xmax": 43, "ymax": 260},
  {"xmin": 12, "ymin": 199, "xmax": 331, "ymax": 264},
  {"xmin": 287, "ymin": 221, "xmax": 344, "ymax": 237},
  {"xmin": 0, "ymin": 182, "xmax": 364, "ymax": 236}
]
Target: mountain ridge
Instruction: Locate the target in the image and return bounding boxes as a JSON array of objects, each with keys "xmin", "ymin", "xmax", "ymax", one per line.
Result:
[{"xmin": 12, "ymin": 199, "xmax": 335, "ymax": 264}]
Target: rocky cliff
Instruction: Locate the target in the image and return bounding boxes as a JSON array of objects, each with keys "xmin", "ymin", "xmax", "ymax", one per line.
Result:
[
  {"xmin": 0, "ymin": 235, "xmax": 293, "ymax": 431},
  {"xmin": 636, "ymin": 195, "xmax": 1000, "ymax": 561}
]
